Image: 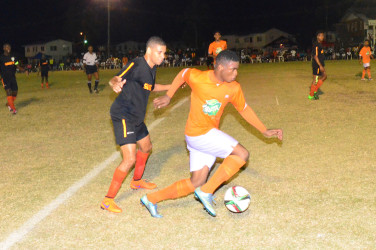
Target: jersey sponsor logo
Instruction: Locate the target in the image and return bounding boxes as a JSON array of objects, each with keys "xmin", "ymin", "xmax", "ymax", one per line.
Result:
[
  {"xmin": 225, "ymin": 95, "xmax": 229, "ymax": 98},
  {"xmin": 215, "ymin": 47, "xmax": 223, "ymax": 55},
  {"xmin": 143, "ymin": 83, "xmax": 152, "ymax": 91},
  {"xmin": 202, "ymin": 99, "xmax": 221, "ymax": 116}
]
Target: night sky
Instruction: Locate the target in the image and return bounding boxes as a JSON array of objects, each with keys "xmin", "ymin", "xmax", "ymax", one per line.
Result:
[{"xmin": 1, "ymin": 0, "xmax": 355, "ymax": 55}]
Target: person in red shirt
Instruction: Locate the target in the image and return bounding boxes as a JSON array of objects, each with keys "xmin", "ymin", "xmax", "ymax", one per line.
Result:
[
  {"xmin": 359, "ymin": 40, "xmax": 374, "ymax": 80},
  {"xmin": 140, "ymin": 50, "xmax": 283, "ymax": 218},
  {"xmin": 208, "ymin": 31, "xmax": 227, "ymax": 69}
]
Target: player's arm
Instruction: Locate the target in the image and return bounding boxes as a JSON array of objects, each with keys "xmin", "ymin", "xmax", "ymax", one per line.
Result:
[
  {"xmin": 153, "ymin": 68, "xmax": 188, "ymax": 108},
  {"xmin": 153, "ymin": 84, "xmax": 170, "ymax": 92},
  {"xmin": 238, "ymin": 105, "xmax": 283, "ymax": 140},
  {"xmin": 208, "ymin": 44, "xmax": 214, "ymax": 58},
  {"xmin": 109, "ymin": 61, "xmax": 135, "ymax": 93}
]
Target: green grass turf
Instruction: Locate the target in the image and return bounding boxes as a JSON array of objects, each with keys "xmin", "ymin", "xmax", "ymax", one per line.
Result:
[{"xmin": 1, "ymin": 61, "xmax": 376, "ymax": 248}]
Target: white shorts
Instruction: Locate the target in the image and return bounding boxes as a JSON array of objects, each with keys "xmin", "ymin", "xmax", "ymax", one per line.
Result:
[
  {"xmin": 363, "ymin": 63, "xmax": 370, "ymax": 68},
  {"xmin": 185, "ymin": 128, "xmax": 239, "ymax": 172}
]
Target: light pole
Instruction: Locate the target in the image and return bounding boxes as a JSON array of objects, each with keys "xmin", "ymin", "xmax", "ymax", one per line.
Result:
[{"xmin": 107, "ymin": 0, "xmax": 110, "ymax": 59}]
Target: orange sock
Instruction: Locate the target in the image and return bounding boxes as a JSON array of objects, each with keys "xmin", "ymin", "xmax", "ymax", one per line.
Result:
[
  {"xmin": 41, "ymin": 83, "xmax": 44, "ymax": 88},
  {"xmin": 201, "ymin": 155, "xmax": 246, "ymax": 194},
  {"xmin": 309, "ymin": 84, "xmax": 316, "ymax": 96},
  {"xmin": 7, "ymin": 96, "xmax": 15, "ymax": 110},
  {"xmin": 106, "ymin": 168, "xmax": 128, "ymax": 198},
  {"xmin": 12, "ymin": 96, "xmax": 16, "ymax": 103},
  {"xmin": 362, "ymin": 69, "xmax": 366, "ymax": 79},
  {"xmin": 367, "ymin": 69, "xmax": 371, "ymax": 78},
  {"xmin": 46, "ymin": 82, "xmax": 49, "ymax": 88},
  {"xmin": 316, "ymin": 79, "xmax": 323, "ymax": 89},
  {"xmin": 133, "ymin": 150, "xmax": 149, "ymax": 181},
  {"xmin": 147, "ymin": 178, "xmax": 194, "ymax": 204}
]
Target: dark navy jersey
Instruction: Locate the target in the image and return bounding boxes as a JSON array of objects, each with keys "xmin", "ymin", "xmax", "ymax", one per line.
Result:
[
  {"xmin": 40, "ymin": 59, "xmax": 49, "ymax": 71},
  {"xmin": 0, "ymin": 54, "xmax": 18, "ymax": 78},
  {"xmin": 312, "ymin": 41, "xmax": 325, "ymax": 67},
  {"xmin": 110, "ymin": 57, "xmax": 156, "ymax": 124}
]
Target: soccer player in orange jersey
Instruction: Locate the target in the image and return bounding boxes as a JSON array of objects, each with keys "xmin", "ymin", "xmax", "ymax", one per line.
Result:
[
  {"xmin": 140, "ymin": 50, "xmax": 283, "ymax": 218},
  {"xmin": 208, "ymin": 31, "xmax": 227, "ymax": 69},
  {"xmin": 359, "ymin": 40, "xmax": 374, "ymax": 81}
]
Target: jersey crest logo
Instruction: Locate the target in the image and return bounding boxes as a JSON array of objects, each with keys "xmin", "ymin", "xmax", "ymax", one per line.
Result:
[
  {"xmin": 202, "ymin": 99, "xmax": 221, "ymax": 116},
  {"xmin": 143, "ymin": 83, "xmax": 152, "ymax": 91}
]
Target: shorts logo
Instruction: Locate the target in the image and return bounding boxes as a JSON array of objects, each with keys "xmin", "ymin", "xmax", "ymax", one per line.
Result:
[
  {"xmin": 216, "ymin": 47, "xmax": 223, "ymax": 55},
  {"xmin": 143, "ymin": 83, "xmax": 152, "ymax": 91},
  {"xmin": 127, "ymin": 131, "xmax": 134, "ymax": 135},
  {"xmin": 202, "ymin": 99, "xmax": 221, "ymax": 116}
]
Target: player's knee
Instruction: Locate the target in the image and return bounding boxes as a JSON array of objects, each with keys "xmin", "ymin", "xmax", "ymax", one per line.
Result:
[
  {"xmin": 232, "ymin": 144, "xmax": 249, "ymax": 161},
  {"xmin": 120, "ymin": 157, "xmax": 136, "ymax": 170}
]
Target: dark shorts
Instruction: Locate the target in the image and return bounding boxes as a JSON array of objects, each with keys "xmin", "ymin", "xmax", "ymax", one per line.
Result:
[
  {"xmin": 2, "ymin": 77, "xmax": 18, "ymax": 91},
  {"xmin": 41, "ymin": 70, "xmax": 48, "ymax": 77},
  {"xmin": 312, "ymin": 63, "xmax": 324, "ymax": 76},
  {"xmin": 111, "ymin": 116, "xmax": 149, "ymax": 146},
  {"xmin": 86, "ymin": 65, "xmax": 98, "ymax": 75}
]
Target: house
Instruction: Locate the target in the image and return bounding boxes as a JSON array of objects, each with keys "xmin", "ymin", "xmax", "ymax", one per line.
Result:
[
  {"xmin": 24, "ymin": 39, "xmax": 73, "ymax": 63},
  {"xmin": 335, "ymin": 2, "xmax": 376, "ymax": 46},
  {"xmin": 222, "ymin": 28, "xmax": 296, "ymax": 50}
]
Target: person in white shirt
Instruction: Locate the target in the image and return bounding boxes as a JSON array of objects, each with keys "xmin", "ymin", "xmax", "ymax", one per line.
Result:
[{"xmin": 83, "ymin": 46, "xmax": 100, "ymax": 93}]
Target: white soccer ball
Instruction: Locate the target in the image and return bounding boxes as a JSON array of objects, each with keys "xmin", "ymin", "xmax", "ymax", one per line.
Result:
[{"xmin": 224, "ymin": 186, "xmax": 251, "ymax": 213}]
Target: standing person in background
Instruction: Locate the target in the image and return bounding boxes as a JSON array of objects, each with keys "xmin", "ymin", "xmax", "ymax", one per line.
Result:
[
  {"xmin": 308, "ymin": 31, "xmax": 326, "ymax": 100},
  {"xmin": 83, "ymin": 45, "xmax": 100, "ymax": 94},
  {"xmin": 359, "ymin": 40, "xmax": 374, "ymax": 81},
  {"xmin": 208, "ymin": 31, "xmax": 227, "ymax": 69},
  {"xmin": 39, "ymin": 55, "xmax": 50, "ymax": 89},
  {"xmin": 0, "ymin": 43, "xmax": 23, "ymax": 115}
]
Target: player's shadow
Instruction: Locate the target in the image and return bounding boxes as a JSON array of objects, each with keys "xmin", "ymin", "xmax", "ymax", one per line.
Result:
[
  {"xmin": 17, "ymin": 97, "xmax": 39, "ymax": 109},
  {"xmin": 97, "ymin": 83, "xmax": 106, "ymax": 92}
]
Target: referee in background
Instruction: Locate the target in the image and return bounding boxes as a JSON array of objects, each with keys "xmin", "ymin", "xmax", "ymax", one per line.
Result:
[{"xmin": 83, "ymin": 45, "xmax": 100, "ymax": 94}]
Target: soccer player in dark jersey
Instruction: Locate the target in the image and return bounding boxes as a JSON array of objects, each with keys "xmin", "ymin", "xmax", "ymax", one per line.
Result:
[
  {"xmin": 309, "ymin": 31, "xmax": 327, "ymax": 100},
  {"xmin": 100, "ymin": 36, "xmax": 170, "ymax": 213},
  {"xmin": 0, "ymin": 44, "xmax": 22, "ymax": 114},
  {"xmin": 39, "ymin": 55, "xmax": 50, "ymax": 89}
]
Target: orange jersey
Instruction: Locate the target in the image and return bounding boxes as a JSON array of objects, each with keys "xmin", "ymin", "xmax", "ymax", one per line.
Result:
[
  {"xmin": 208, "ymin": 40, "xmax": 227, "ymax": 58},
  {"xmin": 182, "ymin": 68, "xmax": 246, "ymax": 136},
  {"xmin": 359, "ymin": 46, "xmax": 372, "ymax": 63}
]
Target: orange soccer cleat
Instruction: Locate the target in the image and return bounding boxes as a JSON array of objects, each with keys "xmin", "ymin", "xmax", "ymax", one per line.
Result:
[
  {"xmin": 100, "ymin": 197, "xmax": 122, "ymax": 213},
  {"xmin": 130, "ymin": 179, "xmax": 157, "ymax": 190}
]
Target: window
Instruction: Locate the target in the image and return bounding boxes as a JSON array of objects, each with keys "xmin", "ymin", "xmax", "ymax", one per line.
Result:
[
  {"xmin": 27, "ymin": 47, "xmax": 30, "ymax": 52},
  {"xmin": 249, "ymin": 37, "xmax": 253, "ymax": 43},
  {"xmin": 41, "ymin": 46, "xmax": 44, "ymax": 52},
  {"xmin": 257, "ymin": 36, "xmax": 262, "ymax": 42},
  {"xmin": 50, "ymin": 46, "xmax": 57, "ymax": 51}
]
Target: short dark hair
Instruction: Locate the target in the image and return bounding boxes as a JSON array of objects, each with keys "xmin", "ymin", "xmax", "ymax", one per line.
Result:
[
  {"xmin": 316, "ymin": 30, "xmax": 325, "ymax": 36},
  {"xmin": 215, "ymin": 50, "xmax": 239, "ymax": 67},
  {"xmin": 146, "ymin": 36, "xmax": 166, "ymax": 49},
  {"xmin": 214, "ymin": 31, "xmax": 221, "ymax": 35}
]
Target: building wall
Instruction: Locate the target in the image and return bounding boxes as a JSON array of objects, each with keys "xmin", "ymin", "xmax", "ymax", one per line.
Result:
[{"xmin": 24, "ymin": 39, "xmax": 72, "ymax": 62}]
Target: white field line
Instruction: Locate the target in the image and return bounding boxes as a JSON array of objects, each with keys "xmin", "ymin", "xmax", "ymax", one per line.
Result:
[
  {"xmin": 0, "ymin": 96, "xmax": 189, "ymax": 250},
  {"xmin": 275, "ymin": 96, "xmax": 279, "ymax": 105}
]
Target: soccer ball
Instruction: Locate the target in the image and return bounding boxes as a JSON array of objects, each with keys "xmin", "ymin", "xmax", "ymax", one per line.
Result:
[{"xmin": 224, "ymin": 186, "xmax": 251, "ymax": 213}]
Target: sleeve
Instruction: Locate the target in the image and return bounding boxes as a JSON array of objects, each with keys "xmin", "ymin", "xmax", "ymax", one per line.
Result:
[
  {"xmin": 166, "ymin": 68, "xmax": 191, "ymax": 98},
  {"xmin": 230, "ymin": 85, "xmax": 247, "ymax": 112},
  {"xmin": 83, "ymin": 54, "xmax": 87, "ymax": 63},
  {"xmin": 224, "ymin": 41, "xmax": 228, "ymax": 50},
  {"xmin": 116, "ymin": 61, "xmax": 135, "ymax": 79}
]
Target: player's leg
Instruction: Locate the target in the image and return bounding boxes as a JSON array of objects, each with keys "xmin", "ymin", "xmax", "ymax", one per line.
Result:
[
  {"xmin": 141, "ymin": 149, "xmax": 215, "ymax": 217},
  {"xmin": 192, "ymin": 129, "xmax": 247, "ymax": 216},
  {"xmin": 315, "ymin": 71, "xmax": 327, "ymax": 99},
  {"xmin": 366, "ymin": 66, "xmax": 372, "ymax": 80},
  {"xmin": 309, "ymin": 66, "xmax": 320, "ymax": 100},
  {"xmin": 41, "ymin": 74, "xmax": 45, "ymax": 88},
  {"xmin": 101, "ymin": 117, "xmax": 137, "ymax": 213},
  {"xmin": 87, "ymin": 72, "xmax": 93, "ymax": 93},
  {"xmin": 4, "ymin": 87, "xmax": 15, "ymax": 112},
  {"xmin": 45, "ymin": 71, "xmax": 49, "ymax": 88},
  {"xmin": 93, "ymin": 71, "xmax": 99, "ymax": 93},
  {"xmin": 131, "ymin": 123, "xmax": 157, "ymax": 189}
]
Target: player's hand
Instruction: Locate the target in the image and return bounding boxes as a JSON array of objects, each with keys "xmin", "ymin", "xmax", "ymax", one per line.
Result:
[
  {"xmin": 263, "ymin": 129, "xmax": 283, "ymax": 141},
  {"xmin": 153, "ymin": 95, "xmax": 171, "ymax": 109},
  {"xmin": 109, "ymin": 76, "xmax": 126, "ymax": 93},
  {"xmin": 319, "ymin": 66, "xmax": 325, "ymax": 73}
]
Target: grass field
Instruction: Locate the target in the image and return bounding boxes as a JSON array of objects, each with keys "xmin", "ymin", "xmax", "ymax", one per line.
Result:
[{"xmin": 1, "ymin": 60, "xmax": 376, "ymax": 249}]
